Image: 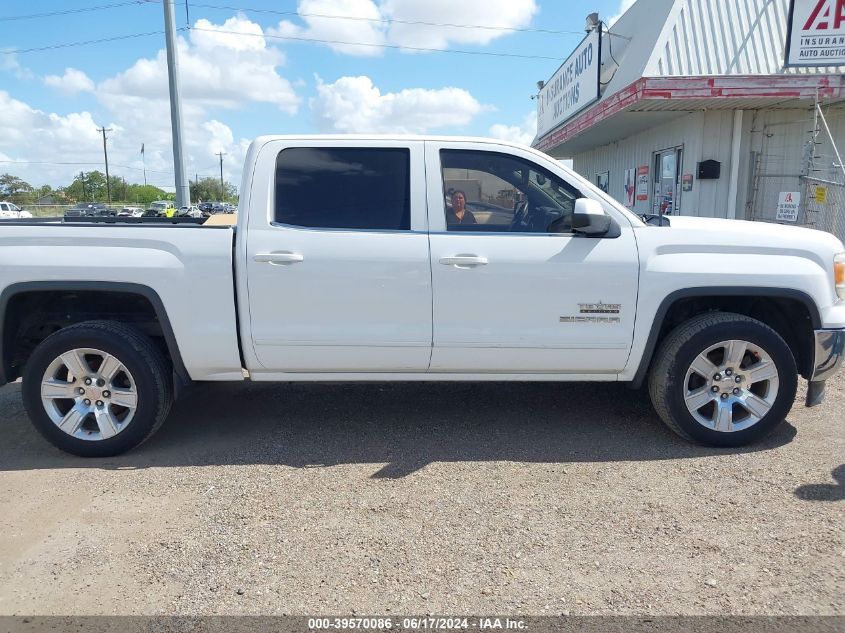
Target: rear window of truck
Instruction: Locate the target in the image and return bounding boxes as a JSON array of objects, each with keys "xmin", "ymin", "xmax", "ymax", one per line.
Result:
[{"xmin": 274, "ymin": 147, "xmax": 411, "ymax": 231}]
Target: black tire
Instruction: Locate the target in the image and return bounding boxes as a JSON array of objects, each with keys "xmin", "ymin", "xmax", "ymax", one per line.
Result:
[
  {"xmin": 22, "ymin": 320, "xmax": 173, "ymax": 457},
  {"xmin": 648, "ymin": 312, "xmax": 797, "ymax": 447}
]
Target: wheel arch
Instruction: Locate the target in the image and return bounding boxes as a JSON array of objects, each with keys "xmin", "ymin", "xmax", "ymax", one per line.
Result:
[
  {"xmin": 631, "ymin": 287, "xmax": 821, "ymax": 389},
  {"xmin": 0, "ymin": 281, "xmax": 189, "ymax": 388}
]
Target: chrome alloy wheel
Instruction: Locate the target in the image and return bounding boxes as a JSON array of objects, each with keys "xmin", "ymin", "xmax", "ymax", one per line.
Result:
[
  {"xmin": 683, "ymin": 339, "xmax": 780, "ymax": 433},
  {"xmin": 40, "ymin": 348, "xmax": 138, "ymax": 441}
]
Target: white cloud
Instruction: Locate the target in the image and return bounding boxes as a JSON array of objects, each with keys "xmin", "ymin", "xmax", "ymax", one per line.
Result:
[
  {"xmin": 270, "ymin": 0, "xmax": 537, "ymax": 56},
  {"xmin": 269, "ymin": 0, "xmax": 387, "ymax": 56},
  {"xmin": 607, "ymin": 0, "xmax": 636, "ymax": 25},
  {"xmin": 0, "ymin": 90, "xmax": 251, "ymax": 191},
  {"xmin": 489, "ymin": 111, "xmax": 537, "ymax": 146},
  {"xmin": 0, "ymin": 91, "xmax": 105, "ymax": 185},
  {"xmin": 43, "ymin": 68, "xmax": 95, "ymax": 94},
  {"xmin": 99, "ymin": 14, "xmax": 299, "ymax": 114},
  {"xmin": 1, "ymin": 51, "xmax": 33, "ymax": 80},
  {"xmin": 310, "ymin": 75, "xmax": 484, "ymax": 133},
  {"xmin": 0, "ymin": 14, "xmax": 300, "ymax": 190},
  {"xmin": 383, "ymin": 0, "xmax": 538, "ymax": 49}
]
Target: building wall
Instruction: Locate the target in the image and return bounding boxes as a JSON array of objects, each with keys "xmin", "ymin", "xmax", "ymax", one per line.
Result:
[
  {"xmin": 572, "ymin": 110, "xmax": 738, "ymax": 217},
  {"xmin": 571, "ymin": 105, "xmax": 845, "ymax": 220}
]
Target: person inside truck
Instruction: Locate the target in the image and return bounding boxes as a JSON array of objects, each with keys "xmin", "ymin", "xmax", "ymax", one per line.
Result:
[{"xmin": 446, "ymin": 190, "xmax": 477, "ymax": 226}]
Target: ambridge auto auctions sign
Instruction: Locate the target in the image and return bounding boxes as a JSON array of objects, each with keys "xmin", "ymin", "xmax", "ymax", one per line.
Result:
[{"xmin": 785, "ymin": 0, "xmax": 845, "ymax": 66}]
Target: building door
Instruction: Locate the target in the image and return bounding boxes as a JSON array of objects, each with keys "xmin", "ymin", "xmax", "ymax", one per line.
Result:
[{"xmin": 653, "ymin": 147, "xmax": 683, "ymax": 215}]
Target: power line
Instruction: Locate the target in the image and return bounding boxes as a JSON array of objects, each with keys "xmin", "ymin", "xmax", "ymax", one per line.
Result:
[
  {"xmin": 186, "ymin": 1, "xmax": 587, "ymax": 36},
  {"xmin": 0, "ymin": 24, "xmax": 558, "ymax": 59},
  {"xmin": 0, "ymin": 160, "xmax": 174, "ymax": 175},
  {"xmin": 190, "ymin": 26, "xmax": 566, "ymax": 60},
  {"xmin": 1, "ymin": 29, "xmax": 178, "ymax": 55},
  {"xmin": 0, "ymin": 1, "xmax": 151, "ymax": 22}
]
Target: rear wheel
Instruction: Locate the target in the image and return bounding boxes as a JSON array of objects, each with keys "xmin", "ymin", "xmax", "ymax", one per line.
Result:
[
  {"xmin": 648, "ymin": 312, "xmax": 797, "ymax": 446},
  {"xmin": 22, "ymin": 321, "xmax": 173, "ymax": 457}
]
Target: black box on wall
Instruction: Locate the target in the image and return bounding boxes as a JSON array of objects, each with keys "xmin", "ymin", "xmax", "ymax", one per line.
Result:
[{"xmin": 697, "ymin": 160, "xmax": 721, "ymax": 179}]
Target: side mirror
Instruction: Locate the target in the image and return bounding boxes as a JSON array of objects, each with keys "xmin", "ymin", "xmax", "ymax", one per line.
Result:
[{"xmin": 572, "ymin": 198, "xmax": 611, "ymax": 235}]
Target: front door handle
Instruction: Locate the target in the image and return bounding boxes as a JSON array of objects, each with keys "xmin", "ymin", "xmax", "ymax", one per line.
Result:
[
  {"xmin": 254, "ymin": 252, "xmax": 304, "ymax": 265},
  {"xmin": 439, "ymin": 255, "xmax": 488, "ymax": 267}
]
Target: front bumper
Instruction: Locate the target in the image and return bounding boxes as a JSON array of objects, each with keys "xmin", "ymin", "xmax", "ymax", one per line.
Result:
[{"xmin": 806, "ymin": 328, "xmax": 845, "ymax": 406}]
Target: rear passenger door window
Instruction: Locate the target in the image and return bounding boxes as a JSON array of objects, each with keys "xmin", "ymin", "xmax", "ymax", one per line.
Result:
[{"xmin": 274, "ymin": 147, "xmax": 410, "ymax": 231}]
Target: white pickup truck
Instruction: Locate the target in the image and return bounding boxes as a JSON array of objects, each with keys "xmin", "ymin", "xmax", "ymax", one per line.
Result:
[{"xmin": 1, "ymin": 136, "xmax": 843, "ymax": 456}]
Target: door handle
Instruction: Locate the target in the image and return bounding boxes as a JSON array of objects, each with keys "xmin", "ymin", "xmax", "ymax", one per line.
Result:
[
  {"xmin": 439, "ymin": 255, "xmax": 488, "ymax": 267},
  {"xmin": 254, "ymin": 252, "xmax": 304, "ymax": 265}
]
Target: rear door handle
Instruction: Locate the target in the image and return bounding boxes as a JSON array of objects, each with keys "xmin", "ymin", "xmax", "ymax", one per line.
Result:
[
  {"xmin": 439, "ymin": 255, "xmax": 488, "ymax": 267},
  {"xmin": 254, "ymin": 252, "xmax": 304, "ymax": 265}
]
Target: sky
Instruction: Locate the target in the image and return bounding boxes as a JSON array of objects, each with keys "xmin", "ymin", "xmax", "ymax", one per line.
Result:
[{"xmin": 0, "ymin": 0, "xmax": 633, "ymax": 192}]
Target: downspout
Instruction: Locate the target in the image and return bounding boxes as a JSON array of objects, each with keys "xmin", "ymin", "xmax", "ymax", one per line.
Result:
[{"xmin": 726, "ymin": 110, "xmax": 744, "ymax": 220}]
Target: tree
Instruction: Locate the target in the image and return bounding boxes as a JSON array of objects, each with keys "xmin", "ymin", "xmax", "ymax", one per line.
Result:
[
  {"xmin": 126, "ymin": 184, "xmax": 170, "ymax": 206},
  {"xmin": 64, "ymin": 171, "xmax": 108, "ymax": 202},
  {"xmin": 190, "ymin": 176, "xmax": 237, "ymax": 203},
  {"xmin": 0, "ymin": 173, "xmax": 34, "ymax": 203}
]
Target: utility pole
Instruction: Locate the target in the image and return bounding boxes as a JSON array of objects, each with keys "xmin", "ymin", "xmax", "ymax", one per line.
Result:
[
  {"xmin": 216, "ymin": 151, "xmax": 226, "ymax": 200},
  {"xmin": 80, "ymin": 171, "xmax": 86, "ymax": 201},
  {"xmin": 97, "ymin": 126, "xmax": 112, "ymax": 205},
  {"xmin": 163, "ymin": 0, "xmax": 190, "ymax": 207}
]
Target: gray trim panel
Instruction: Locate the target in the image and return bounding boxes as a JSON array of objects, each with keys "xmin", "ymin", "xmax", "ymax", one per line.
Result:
[
  {"xmin": 630, "ymin": 286, "xmax": 822, "ymax": 389},
  {"xmin": 0, "ymin": 281, "xmax": 189, "ymax": 387}
]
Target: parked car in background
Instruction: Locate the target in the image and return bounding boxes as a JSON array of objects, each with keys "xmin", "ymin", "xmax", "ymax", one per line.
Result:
[
  {"xmin": 0, "ymin": 201, "xmax": 32, "ymax": 219},
  {"xmin": 118, "ymin": 206, "xmax": 145, "ymax": 218},
  {"xmin": 198, "ymin": 202, "xmax": 214, "ymax": 216},
  {"xmin": 177, "ymin": 205, "xmax": 203, "ymax": 218},
  {"xmin": 64, "ymin": 202, "xmax": 116, "ymax": 218},
  {"xmin": 148, "ymin": 201, "xmax": 176, "ymax": 217}
]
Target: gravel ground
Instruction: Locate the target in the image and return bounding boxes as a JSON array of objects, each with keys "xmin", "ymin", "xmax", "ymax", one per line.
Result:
[{"xmin": 0, "ymin": 374, "xmax": 842, "ymax": 616}]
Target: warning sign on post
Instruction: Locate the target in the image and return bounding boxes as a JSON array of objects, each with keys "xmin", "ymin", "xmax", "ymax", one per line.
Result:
[{"xmin": 776, "ymin": 191, "xmax": 801, "ymax": 222}]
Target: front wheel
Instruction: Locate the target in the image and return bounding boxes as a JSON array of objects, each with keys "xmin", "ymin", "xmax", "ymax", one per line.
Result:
[
  {"xmin": 648, "ymin": 312, "xmax": 797, "ymax": 447},
  {"xmin": 22, "ymin": 321, "xmax": 173, "ymax": 457}
]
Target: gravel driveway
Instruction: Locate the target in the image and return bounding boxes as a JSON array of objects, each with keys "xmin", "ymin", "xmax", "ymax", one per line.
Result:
[{"xmin": 0, "ymin": 374, "xmax": 842, "ymax": 615}]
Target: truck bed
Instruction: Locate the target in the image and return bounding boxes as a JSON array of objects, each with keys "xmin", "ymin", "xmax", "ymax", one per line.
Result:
[{"xmin": 0, "ymin": 222, "xmax": 243, "ymax": 381}]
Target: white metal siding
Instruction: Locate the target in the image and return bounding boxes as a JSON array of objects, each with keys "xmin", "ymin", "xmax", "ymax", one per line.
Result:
[
  {"xmin": 572, "ymin": 106, "xmax": 845, "ymax": 220},
  {"xmin": 644, "ymin": 0, "xmax": 844, "ymax": 76},
  {"xmin": 572, "ymin": 111, "xmax": 738, "ymax": 217}
]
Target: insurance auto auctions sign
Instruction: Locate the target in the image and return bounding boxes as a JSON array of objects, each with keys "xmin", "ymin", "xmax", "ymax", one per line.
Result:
[
  {"xmin": 537, "ymin": 29, "xmax": 601, "ymax": 138},
  {"xmin": 785, "ymin": 0, "xmax": 845, "ymax": 66}
]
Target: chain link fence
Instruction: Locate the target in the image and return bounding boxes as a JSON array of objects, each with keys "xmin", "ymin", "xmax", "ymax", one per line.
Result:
[{"xmin": 746, "ymin": 105, "xmax": 844, "ymax": 242}]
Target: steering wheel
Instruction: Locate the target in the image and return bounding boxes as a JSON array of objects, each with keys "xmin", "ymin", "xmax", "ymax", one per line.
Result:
[{"xmin": 509, "ymin": 201, "xmax": 528, "ymax": 232}]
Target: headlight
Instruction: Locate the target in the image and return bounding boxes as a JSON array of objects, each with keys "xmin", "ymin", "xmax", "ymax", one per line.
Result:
[{"xmin": 836, "ymin": 253, "xmax": 845, "ymax": 301}]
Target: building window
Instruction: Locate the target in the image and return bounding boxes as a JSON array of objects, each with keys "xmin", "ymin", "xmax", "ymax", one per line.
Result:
[
  {"xmin": 274, "ymin": 147, "xmax": 411, "ymax": 230},
  {"xmin": 595, "ymin": 171, "xmax": 609, "ymax": 193}
]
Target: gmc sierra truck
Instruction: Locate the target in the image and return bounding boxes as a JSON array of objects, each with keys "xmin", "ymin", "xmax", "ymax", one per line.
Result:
[{"xmin": 1, "ymin": 136, "xmax": 843, "ymax": 457}]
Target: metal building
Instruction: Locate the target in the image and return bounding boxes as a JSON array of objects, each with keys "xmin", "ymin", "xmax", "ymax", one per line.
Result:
[{"xmin": 533, "ymin": 0, "xmax": 845, "ymax": 239}]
